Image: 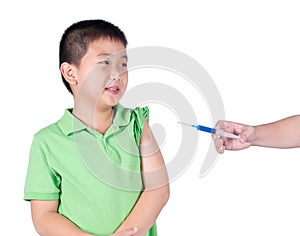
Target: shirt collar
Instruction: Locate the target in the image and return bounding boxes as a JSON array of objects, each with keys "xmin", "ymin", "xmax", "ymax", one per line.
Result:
[
  {"xmin": 58, "ymin": 103, "xmax": 131, "ymax": 136},
  {"xmin": 112, "ymin": 103, "xmax": 131, "ymax": 127},
  {"xmin": 58, "ymin": 109, "xmax": 87, "ymax": 136}
]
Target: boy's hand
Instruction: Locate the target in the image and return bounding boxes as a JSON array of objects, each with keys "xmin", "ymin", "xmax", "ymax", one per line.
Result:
[
  {"xmin": 213, "ymin": 120, "xmax": 256, "ymax": 153},
  {"xmin": 110, "ymin": 227, "xmax": 138, "ymax": 236}
]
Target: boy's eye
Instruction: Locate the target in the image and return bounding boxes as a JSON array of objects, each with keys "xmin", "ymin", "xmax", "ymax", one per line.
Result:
[
  {"xmin": 100, "ymin": 61, "xmax": 109, "ymax": 65},
  {"xmin": 121, "ymin": 63, "xmax": 127, "ymax": 68}
]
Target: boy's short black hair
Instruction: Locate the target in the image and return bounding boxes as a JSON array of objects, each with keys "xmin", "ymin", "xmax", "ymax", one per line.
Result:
[{"xmin": 59, "ymin": 19, "xmax": 128, "ymax": 94}]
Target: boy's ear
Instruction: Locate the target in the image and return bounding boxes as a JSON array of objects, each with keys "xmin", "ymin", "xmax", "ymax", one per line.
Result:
[{"xmin": 60, "ymin": 62, "xmax": 78, "ymax": 85}]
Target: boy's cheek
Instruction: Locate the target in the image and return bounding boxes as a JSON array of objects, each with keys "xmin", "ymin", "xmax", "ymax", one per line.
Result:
[
  {"xmin": 75, "ymin": 67, "xmax": 111, "ymax": 105},
  {"xmin": 80, "ymin": 66, "xmax": 110, "ymax": 91}
]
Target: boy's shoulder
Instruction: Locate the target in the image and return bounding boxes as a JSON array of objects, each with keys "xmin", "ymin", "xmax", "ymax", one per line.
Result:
[
  {"xmin": 33, "ymin": 109, "xmax": 71, "ymax": 140},
  {"xmin": 33, "ymin": 120, "xmax": 61, "ymax": 140},
  {"xmin": 115, "ymin": 103, "xmax": 149, "ymax": 124}
]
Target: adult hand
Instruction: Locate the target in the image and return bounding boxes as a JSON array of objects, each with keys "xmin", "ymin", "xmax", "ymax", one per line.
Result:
[{"xmin": 213, "ymin": 120, "xmax": 256, "ymax": 154}]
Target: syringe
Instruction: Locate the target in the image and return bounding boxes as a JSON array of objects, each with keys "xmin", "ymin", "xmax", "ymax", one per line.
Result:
[{"xmin": 178, "ymin": 121, "xmax": 240, "ymax": 139}]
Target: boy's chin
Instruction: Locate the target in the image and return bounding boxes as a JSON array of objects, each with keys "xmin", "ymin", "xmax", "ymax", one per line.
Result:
[{"xmin": 98, "ymin": 99, "xmax": 120, "ymax": 109}]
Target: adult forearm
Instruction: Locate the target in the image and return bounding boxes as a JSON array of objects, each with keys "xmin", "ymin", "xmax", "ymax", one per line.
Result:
[
  {"xmin": 253, "ymin": 115, "xmax": 300, "ymax": 148},
  {"xmin": 116, "ymin": 185, "xmax": 169, "ymax": 236},
  {"xmin": 33, "ymin": 211, "xmax": 93, "ymax": 236}
]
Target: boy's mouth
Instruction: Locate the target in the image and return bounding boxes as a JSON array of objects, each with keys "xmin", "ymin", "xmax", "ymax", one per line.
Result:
[{"xmin": 105, "ymin": 86, "xmax": 120, "ymax": 95}]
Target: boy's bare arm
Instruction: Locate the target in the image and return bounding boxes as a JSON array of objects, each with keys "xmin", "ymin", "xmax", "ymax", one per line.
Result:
[
  {"xmin": 31, "ymin": 200, "xmax": 139, "ymax": 236},
  {"xmin": 116, "ymin": 118, "xmax": 170, "ymax": 236},
  {"xmin": 31, "ymin": 200, "xmax": 93, "ymax": 236}
]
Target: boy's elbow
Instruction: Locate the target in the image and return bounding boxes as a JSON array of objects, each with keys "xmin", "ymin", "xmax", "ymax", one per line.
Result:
[
  {"xmin": 144, "ymin": 182, "xmax": 170, "ymax": 205},
  {"xmin": 160, "ymin": 184, "xmax": 170, "ymax": 206},
  {"xmin": 30, "ymin": 200, "xmax": 59, "ymax": 235},
  {"xmin": 31, "ymin": 213, "xmax": 45, "ymax": 235},
  {"xmin": 160, "ymin": 172, "xmax": 170, "ymax": 204}
]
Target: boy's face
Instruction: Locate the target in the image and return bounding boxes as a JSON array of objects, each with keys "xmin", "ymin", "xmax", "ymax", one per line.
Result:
[{"xmin": 74, "ymin": 38, "xmax": 128, "ymax": 110}]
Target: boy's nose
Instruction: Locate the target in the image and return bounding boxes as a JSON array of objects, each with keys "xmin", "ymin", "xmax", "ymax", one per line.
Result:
[{"xmin": 109, "ymin": 72, "xmax": 121, "ymax": 81}]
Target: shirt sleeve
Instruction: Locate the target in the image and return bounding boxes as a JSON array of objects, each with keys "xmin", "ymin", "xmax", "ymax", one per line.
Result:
[
  {"xmin": 131, "ymin": 106, "xmax": 149, "ymax": 146},
  {"xmin": 24, "ymin": 134, "xmax": 61, "ymax": 200}
]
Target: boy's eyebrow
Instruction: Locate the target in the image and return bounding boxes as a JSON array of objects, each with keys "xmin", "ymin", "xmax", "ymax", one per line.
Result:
[
  {"xmin": 97, "ymin": 52, "xmax": 111, "ymax": 57},
  {"xmin": 97, "ymin": 52, "xmax": 128, "ymax": 60}
]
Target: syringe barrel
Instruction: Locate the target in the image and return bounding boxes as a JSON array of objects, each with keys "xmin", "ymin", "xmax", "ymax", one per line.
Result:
[
  {"xmin": 196, "ymin": 125, "xmax": 215, "ymax": 134},
  {"xmin": 215, "ymin": 130, "xmax": 240, "ymax": 139}
]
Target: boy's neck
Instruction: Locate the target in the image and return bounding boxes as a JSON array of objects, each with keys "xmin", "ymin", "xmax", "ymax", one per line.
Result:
[{"xmin": 72, "ymin": 102, "xmax": 114, "ymax": 134}]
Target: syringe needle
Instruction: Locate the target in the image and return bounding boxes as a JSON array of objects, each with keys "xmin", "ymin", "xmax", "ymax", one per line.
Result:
[{"xmin": 178, "ymin": 121, "xmax": 193, "ymax": 127}]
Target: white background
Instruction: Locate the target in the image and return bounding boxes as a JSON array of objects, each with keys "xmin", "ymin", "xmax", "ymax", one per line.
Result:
[{"xmin": 2, "ymin": 0, "xmax": 300, "ymax": 235}]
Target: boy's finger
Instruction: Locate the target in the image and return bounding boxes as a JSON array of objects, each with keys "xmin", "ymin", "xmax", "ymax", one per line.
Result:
[{"xmin": 126, "ymin": 227, "xmax": 138, "ymax": 235}]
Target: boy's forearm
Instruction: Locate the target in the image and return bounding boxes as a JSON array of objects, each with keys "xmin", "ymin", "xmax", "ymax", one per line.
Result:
[
  {"xmin": 116, "ymin": 185, "xmax": 169, "ymax": 236},
  {"xmin": 33, "ymin": 211, "xmax": 93, "ymax": 236}
]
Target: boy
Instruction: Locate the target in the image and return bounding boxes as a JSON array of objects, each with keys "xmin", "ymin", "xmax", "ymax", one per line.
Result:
[{"xmin": 24, "ymin": 19, "xmax": 169, "ymax": 236}]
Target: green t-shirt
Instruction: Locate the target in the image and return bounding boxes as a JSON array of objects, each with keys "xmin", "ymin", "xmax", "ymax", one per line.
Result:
[{"xmin": 24, "ymin": 103, "xmax": 157, "ymax": 236}]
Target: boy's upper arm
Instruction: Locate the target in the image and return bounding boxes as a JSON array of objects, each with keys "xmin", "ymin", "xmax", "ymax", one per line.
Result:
[
  {"xmin": 139, "ymin": 117, "xmax": 169, "ymax": 190},
  {"xmin": 31, "ymin": 200, "xmax": 59, "ymax": 222},
  {"xmin": 24, "ymin": 135, "xmax": 61, "ymax": 200}
]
